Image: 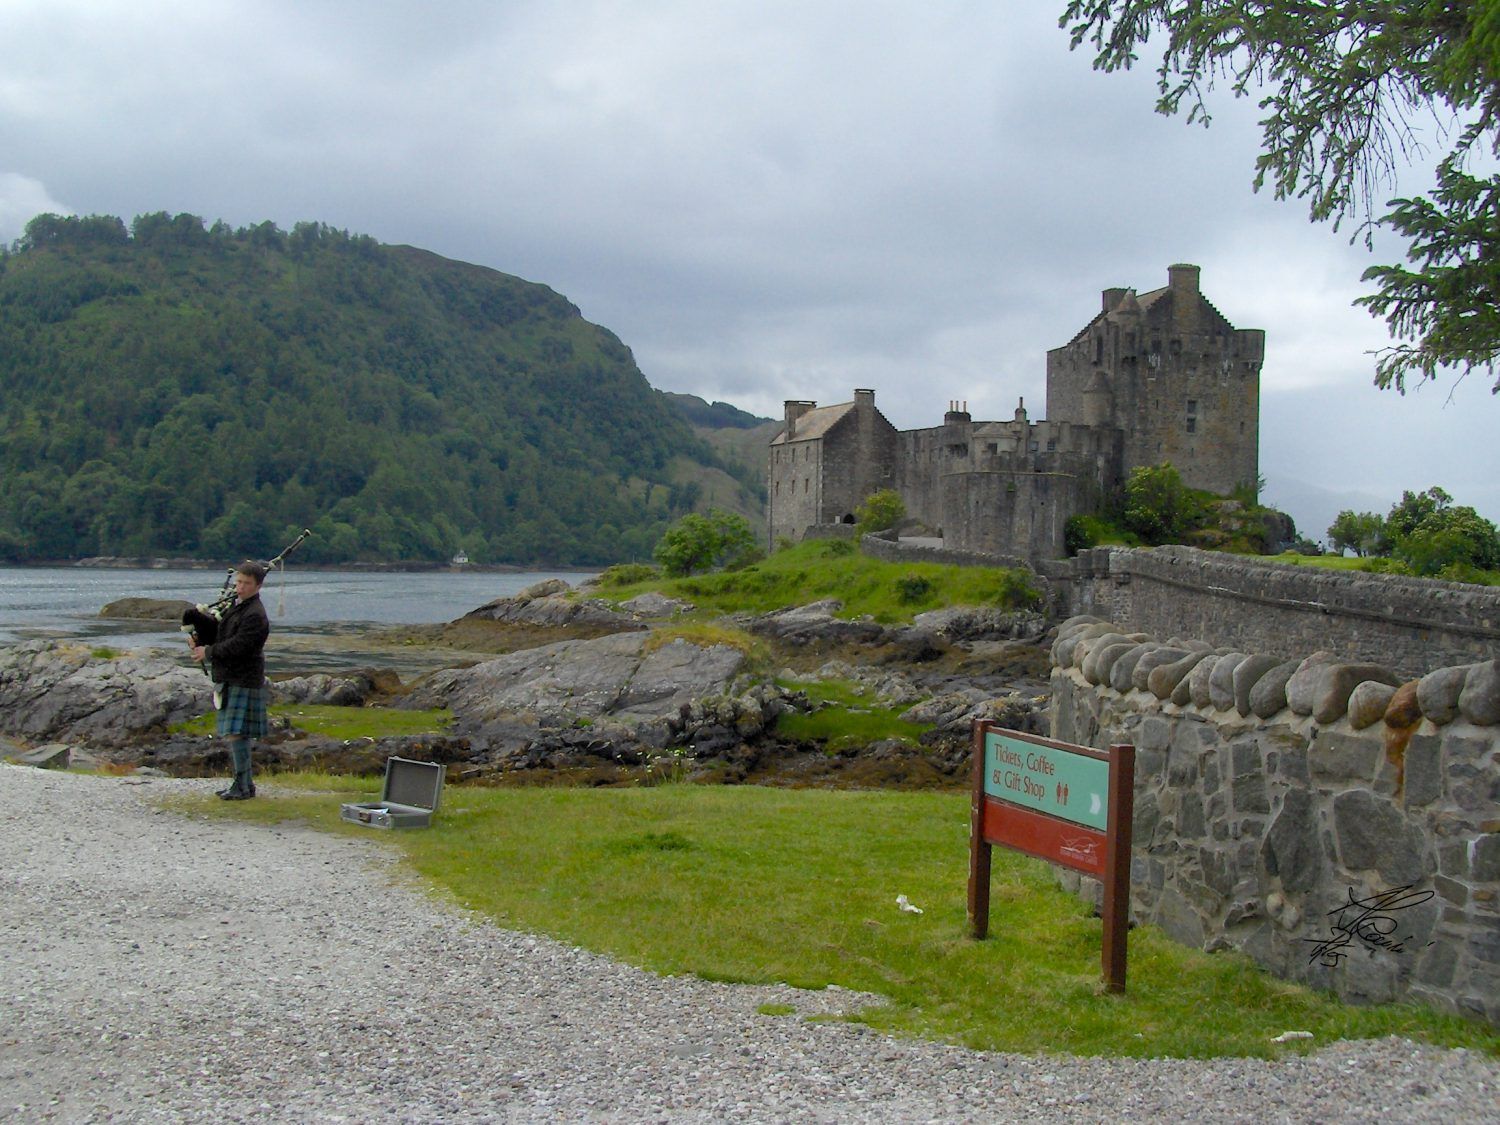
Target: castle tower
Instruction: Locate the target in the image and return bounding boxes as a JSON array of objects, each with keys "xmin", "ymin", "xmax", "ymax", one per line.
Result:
[{"xmin": 1045, "ymin": 264, "xmax": 1262, "ymax": 495}]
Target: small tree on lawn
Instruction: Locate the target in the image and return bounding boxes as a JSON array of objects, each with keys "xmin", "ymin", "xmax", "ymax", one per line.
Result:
[
  {"xmin": 1327, "ymin": 510, "xmax": 1389, "ymax": 557},
  {"xmin": 653, "ymin": 509, "xmax": 762, "ymax": 577},
  {"xmin": 855, "ymin": 489, "xmax": 906, "ymax": 536}
]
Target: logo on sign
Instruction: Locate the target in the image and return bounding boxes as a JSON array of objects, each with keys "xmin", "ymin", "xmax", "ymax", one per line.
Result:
[{"xmin": 1059, "ymin": 834, "xmax": 1100, "ymax": 866}]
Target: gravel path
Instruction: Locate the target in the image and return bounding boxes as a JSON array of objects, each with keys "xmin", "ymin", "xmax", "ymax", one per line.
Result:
[{"xmin": 2, "ymin": 764, "xmax": 1496, "ymax": 1123}]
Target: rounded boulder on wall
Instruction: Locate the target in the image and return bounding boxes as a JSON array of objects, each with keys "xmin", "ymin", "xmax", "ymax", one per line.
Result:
[
  {"xmin": 1056, "ymin": 620, "xmax": 1500, "ymax": 729},
  {"xmin": 1456, "ymin": 660, "xmax": 1500, "ymax": 726}
]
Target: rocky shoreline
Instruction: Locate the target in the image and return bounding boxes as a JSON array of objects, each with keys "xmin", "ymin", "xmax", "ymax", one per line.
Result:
[{"xmin": 1, "ymin": 579, "xmax": 1053, "ymax": 789}]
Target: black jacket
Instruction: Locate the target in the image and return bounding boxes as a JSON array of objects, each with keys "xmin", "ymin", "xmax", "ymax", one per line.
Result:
[{"xmin": 185, "ymin": 594, "xmax": 269, "ymax": 688}]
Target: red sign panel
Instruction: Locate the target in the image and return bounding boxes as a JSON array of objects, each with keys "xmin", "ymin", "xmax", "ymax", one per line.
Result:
[{"xmin": 980, "ymin": 796, "xmax": 1107, "ymax": 877}]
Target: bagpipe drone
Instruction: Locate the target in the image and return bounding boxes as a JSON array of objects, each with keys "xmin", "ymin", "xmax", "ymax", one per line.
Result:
[{"xmin": 181, "ymin": 528, "xmax": 312, "ymax": 674}]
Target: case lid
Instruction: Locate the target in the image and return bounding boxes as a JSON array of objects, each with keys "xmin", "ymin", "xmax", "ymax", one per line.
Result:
[{"xmin": 381, "ymin": 756, "xmax": 445, "ymax": 813}]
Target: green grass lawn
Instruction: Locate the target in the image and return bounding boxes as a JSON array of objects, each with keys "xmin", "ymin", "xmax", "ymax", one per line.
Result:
[
  {"xmin": 192, "ymin": 778, "xmax": 1499, "ymax": 1060},
  {"xmin": 775, "ymin": 677, "xmax": 931, "ymax": 750},
  {"xmin": 172, "ymin": 703, "xmax": 452, "ymax": 739},
  {"xmin": 1259, "ymin": 551, "xmax": 1500, "ymax": 584},
  {"xmin": 597, "ymin": 539, "xmax": 1039, "ymax": 623}
]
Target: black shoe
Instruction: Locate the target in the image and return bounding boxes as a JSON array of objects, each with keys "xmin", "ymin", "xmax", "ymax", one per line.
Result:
[
  {"xmin": 216, "ymin": 787, "xmax": 232, "ymax": 797},
  {"xmin": 221, "ymin": 789, "xmax": 253, "ymax": 801}
]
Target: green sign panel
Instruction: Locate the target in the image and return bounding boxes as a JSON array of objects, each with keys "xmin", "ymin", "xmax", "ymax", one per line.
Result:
[{"xmin": 983, "ymin": 731, "xmax": 1110, "ymax": 830}]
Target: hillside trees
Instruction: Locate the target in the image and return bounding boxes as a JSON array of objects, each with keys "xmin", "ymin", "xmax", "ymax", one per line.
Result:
[
  {"xmin": 1061, "ymin": 1, "xmax": 1500, "ymax": 393},
  {"xmin": 0, "ymin": 212, "xmax": 723, "ymax": 564}
]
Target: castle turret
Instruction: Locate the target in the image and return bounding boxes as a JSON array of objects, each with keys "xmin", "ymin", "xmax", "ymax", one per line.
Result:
[{"xmin": 1082, "ymin": 370, "xmax": 1113, "ymax": 426}]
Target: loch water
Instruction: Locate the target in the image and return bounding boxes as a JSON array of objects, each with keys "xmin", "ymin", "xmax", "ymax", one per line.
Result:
[{"xmin": 0, "ymin": 565, "xmax": 596, "ymax": 674}]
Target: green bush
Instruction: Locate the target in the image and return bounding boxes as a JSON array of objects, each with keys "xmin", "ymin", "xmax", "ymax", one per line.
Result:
[
  {"xmin": 598, "ymin": 562, "xmax": 660, "ymax": 587},
  {"xmin": 854, "ymin": 489, "xmax": 905, "ymax": 535},
  {"xmin": 894, "ymin": 573, "xmax": 934, "ymax": 604},
  {"xmin": 653, "ymin": 509, "xmax": 762, "ymax": 577},
  {"xmin": 1123, "ymin": 463, "xmax": 1203, "ymax": 545}
]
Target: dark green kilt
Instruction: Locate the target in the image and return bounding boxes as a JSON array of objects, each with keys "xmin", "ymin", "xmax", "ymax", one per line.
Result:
[{"xmin": 216, "ymin": 685, "xmax": 268, "ymax": 738}]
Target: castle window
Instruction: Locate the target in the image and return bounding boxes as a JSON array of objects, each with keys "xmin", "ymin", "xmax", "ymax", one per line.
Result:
[
  {"xmin": 1187, "ymin": 399, "xmax": 1198, "ymax": 414},
  {"xmin": 987, "ymin": 443, "xmax": 998, "ymax": 454},
  {"xmin": 1170, "ymin": 339, "xmax": 1182, "ymax": 356},
  {"xmin": 1186, "ymin": 417, "xmax": 1197, "ymax": 434},
  {"xmin": 1046, "ymin": 439, "xmax": 1056, "ymax": 451},
  {"xmin": 1094, "ymin": 336, "xmax": 1103, "ymax": 364}
]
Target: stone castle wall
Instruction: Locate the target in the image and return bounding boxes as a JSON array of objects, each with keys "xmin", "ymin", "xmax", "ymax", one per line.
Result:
[
  {"xmin": 767, "ymin": 437, "xmax": 824, "ymax": 544},
  {"xmin": 1049, "ymin": 615, "xmax": 1500, "ymax": 1025},
  {"xmin": 940, "ymin": 470, "xmax": 1083, "ymax": 560},
  {"xmin": 820, "ymin": 399, "xmax": 899, "ymax": 526},
  {"xmin": 1056, "ymin": 546, "xmax": 1500, "ymax": 680}
]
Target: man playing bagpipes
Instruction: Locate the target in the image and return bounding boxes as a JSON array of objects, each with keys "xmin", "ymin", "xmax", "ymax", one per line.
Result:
[{"xmin": 185, "ymin": 561, "xmax": 271, "ymax": 801}]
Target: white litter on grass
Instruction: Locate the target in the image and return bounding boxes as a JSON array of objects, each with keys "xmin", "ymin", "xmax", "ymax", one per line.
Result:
[
  {"xmin": 1271, "ymin": 1031, "xmax": 1314, "ymax": 1043},
  {"xmin": 895, "ymin": 895, "xmax": 923, "ymax": 915}
]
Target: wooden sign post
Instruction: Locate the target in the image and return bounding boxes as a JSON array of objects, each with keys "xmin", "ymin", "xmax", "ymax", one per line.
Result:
[{"xmin": 968, "ymin": 722, "xmax": 1135, "ymax": 992}]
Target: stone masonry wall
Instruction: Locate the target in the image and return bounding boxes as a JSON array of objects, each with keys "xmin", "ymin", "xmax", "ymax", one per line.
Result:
[
  {"xmin": 1057, "ymin": 546, "xmax": 1500, "ymax": 679},
  {"xmin": 1048, "ymin": 615, "xmax": 1500, "ymax": 1025},
  {"xmin": 857, "ymin": 534, "xmax": 1029, "ymax": 573}
]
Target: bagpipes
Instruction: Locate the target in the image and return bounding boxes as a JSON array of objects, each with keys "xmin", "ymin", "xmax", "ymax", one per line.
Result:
[{"xmin": 181, "ymin": 528, "xmax": 312, "ymax": 673}]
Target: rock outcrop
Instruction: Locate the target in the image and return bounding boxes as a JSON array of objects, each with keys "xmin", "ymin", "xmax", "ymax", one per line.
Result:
[
  {"xmin": 99, "ymin": 597, "xmax": 193, "ymax": 621},
  {"xmin": 0, "ymin": 641, "xmax": 209, "ymax": 746},
  {"xmin": 395, "ymin": 630, "xmax": 794, "ymax": 773},
  {"xmin": 462, "ymin": 578, "xmax": 644, "ymax": 633}
]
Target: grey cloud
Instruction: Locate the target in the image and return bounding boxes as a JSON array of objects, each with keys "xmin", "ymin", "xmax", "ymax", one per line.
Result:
[{"xmin": 0, "ymin": 1, "xmax": 1494, "ymax": 523}]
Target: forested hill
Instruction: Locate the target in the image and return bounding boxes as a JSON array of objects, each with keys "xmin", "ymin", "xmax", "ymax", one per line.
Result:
[{"xmin": 0, "ymin": 212, "xmax": 762, "ymax": 565}]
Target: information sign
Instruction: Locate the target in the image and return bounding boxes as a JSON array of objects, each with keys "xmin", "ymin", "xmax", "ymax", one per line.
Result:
[
  {"xmin": 983, "ymin": 729, "xmax": 1110, "ymax": 830},
  {"xmin": 968, "ymin": 723, "xmax": 1135, "ymax": 992}
]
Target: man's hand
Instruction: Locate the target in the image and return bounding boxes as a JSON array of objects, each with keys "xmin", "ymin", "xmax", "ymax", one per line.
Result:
[{"xmin": 190, "ymin": 645, "xmax": 207, "ymax": 663}]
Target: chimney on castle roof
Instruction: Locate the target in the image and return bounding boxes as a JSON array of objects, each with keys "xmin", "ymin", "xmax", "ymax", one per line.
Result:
[
  {"xmin": 784, "ymin": 399, "xmax": 816, "ymax": 439},
  {"xmin": 1168, "ymin": 263, "xmax": 1201, "ymax": 296},
  {"xmin": 854, "ymin": 388, "xmax": 875, "ymax": 412},
  {"xmin": 1103, "ymin": 287, "xmax": 1128, "ymax": 312},
  {"xmin": 944, "ymin": 398, "xmax": 970, "ymax": 423}
]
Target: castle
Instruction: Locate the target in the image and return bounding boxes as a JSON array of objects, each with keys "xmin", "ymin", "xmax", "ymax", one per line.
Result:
[{"xmin": 767, "ymin": 264, "xmax": 1265, "ymax": 560}]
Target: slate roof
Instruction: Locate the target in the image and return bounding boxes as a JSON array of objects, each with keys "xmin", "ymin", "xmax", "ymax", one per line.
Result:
[{"xmin": 769, "ymin": 400, "xmax": 857, "ymax": 445}]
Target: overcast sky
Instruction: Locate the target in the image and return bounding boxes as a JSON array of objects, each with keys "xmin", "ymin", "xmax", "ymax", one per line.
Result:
[{"xmin": 2, "ymin": 0, "xmax": 1495, "ymax": 540}]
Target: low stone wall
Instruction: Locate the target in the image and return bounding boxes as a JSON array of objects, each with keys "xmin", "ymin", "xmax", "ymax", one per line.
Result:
[
  {"xmin": 1048, "ymin": 615, "xmax": 1499, "ymax": 1025},
  {"xmin": 1055, "ymin": 546, "xmax": 1500, "ymax": 679},
  {"xmin": 799, "ymin": 524, "xmax": 857, "ymax": 542},
  {"xmin": 857, "ymin": 534, "xmax": 1028, "ymax": 572}
]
